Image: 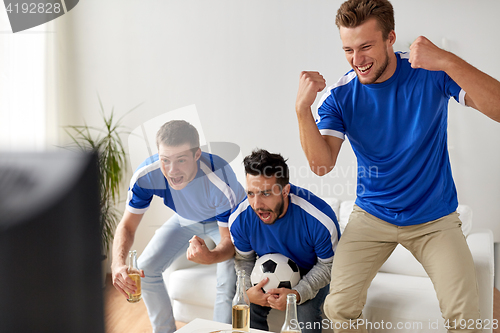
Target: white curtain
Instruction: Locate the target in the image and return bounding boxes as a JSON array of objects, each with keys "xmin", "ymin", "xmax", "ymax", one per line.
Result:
[{"xmin": 0, "ymin": 10, "xmax": 54, "ymax": 152}]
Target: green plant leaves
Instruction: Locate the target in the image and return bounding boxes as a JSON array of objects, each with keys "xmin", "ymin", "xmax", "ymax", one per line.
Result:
[{"xmin": 63, "ymin": 98, "xmax": 141, "ymax": 254}]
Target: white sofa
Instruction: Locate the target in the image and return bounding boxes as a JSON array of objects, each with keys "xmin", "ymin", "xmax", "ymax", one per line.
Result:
[{"xmin": 164, "ymin": 199, "xmax": 494, "ymax": 333}]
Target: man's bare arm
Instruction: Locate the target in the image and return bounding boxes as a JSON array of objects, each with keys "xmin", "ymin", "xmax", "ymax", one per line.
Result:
[
  {"xmin": 296, "ymin": 71, "xmax": 344, "ymax": 175},
  {"xmin": 111, "ymin": 210, "xmax": 144, "ymax": 297},
  {"xmin": 410, "ymin": 36, "xmax": 500, "ymax": 122}
]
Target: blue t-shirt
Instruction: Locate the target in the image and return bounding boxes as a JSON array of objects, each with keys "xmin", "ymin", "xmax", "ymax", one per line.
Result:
[
  {"xmin": 229, "ymin": 184, "xmax": 340, "ymax": 271},
  {"xmin": 126, "ymin": 152, "xmax": 246, "ymax": 226},
  {"xmin": 316, "ymin": 52, "xmax": 465, "ymax": 226}
]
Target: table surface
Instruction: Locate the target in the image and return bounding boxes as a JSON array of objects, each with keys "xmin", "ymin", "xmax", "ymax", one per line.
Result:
[{"xmin": 174, "ymin": 318, "xmax": 274, "ymax": 333}]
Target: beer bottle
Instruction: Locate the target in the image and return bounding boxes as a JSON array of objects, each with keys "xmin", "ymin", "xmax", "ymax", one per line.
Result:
[
  {"xmin": 281, "ymin": 293, "xmax": 301, "ymax": 333},
  {"xmin": 126, "ymin": 250, "xmax": 142, "ymax": 303},
  {"xmin": 232, "ymin": 270, "xmax": 250, "ymax": 331}
]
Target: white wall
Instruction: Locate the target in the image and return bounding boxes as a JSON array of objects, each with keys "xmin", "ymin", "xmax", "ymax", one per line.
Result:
[{"xmin": 53, "ymin": 0, "xmax": 500, "ymax": 256}]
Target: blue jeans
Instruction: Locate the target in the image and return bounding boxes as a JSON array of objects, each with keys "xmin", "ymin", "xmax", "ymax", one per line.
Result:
[
  {"xmin": 250, "ymin": 285, "xmax": 329, "ymax": 333},
  {"xmin": 137, "ymin": 214, "xmax": 236, "ymax": 333}
]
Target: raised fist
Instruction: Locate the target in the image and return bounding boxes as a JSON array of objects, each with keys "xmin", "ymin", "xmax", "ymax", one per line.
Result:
[
  {"xmin": 409, "ymin": 36, "xmax": 451, "ymax": 72},
  {"xmin": 296, "ymin": 71, "xmax": 326, "ymax": 112}
]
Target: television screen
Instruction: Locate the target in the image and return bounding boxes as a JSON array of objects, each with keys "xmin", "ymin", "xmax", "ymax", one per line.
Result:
[{"xmin": 0, "ymin": 151, "xmax": 104, "ymax": 333}]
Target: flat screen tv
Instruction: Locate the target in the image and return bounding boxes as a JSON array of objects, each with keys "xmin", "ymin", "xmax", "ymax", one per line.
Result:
[{"xmin": 0, "ymin": 151, "xmax": 104, "ymax": 333}]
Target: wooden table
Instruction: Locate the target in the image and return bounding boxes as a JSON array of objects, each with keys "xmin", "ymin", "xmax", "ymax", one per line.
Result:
[{"xmin": 174, "ymin": 318, "xmax": 274, "ymax": 333}]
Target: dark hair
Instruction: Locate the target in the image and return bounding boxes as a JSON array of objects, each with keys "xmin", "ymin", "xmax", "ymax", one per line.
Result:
[
  {"xmin": 243, "ymin": 149, "xmax": 289, "ymax": 188},
  {"xmin": 336, "ymin": 0, "xmax": 395, "ymax": 40},
  {"xmin": 156, "ymin": 120, "xmax": 200, "ymax": 154}
]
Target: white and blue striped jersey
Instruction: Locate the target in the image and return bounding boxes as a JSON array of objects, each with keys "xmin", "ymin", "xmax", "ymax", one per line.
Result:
[
  {"xmin": 316, "ymin": 52, "xmax": 464, "ymax": 226},
  {"xmin": 229, "ymin": 184, "xmax": 340, "ymax": 271},
  {"xmin": 126, "ymin": 152, "xmax": 245, "ymax": 226}
]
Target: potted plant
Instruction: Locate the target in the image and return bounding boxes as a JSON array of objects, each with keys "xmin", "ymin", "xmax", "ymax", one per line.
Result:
[{"xmin": 64, "ymin": 100, "xmax": 138, "ymax": 257}]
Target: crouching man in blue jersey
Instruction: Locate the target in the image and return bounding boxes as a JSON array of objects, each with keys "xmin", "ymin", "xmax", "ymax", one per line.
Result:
[
  {"xmin": 111, "ymin": 120, "xmax": 246, "ymax": 333},
  {"xmin": 229, "ymin": 149, "xmax": 341, "ymax": 333},
  {"xmin": 296, "ymin": 0, "xmax": 500, "ymax": 332}
]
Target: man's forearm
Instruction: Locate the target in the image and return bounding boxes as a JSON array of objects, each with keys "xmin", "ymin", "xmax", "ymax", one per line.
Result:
[
  {"xmin": 296, "ymin": 108, "xmax": 338, "ymax": 176},
  {"xmin": 295, "ymin": 71, "xmax": 342, "ymax": 176},
  {"xmin": 234, "ymin": 251, "xmax": 256, "ymax": 290},
  {"xmin": 111, "ymin": 224, "xmax": 136, "ymax": 267},
  {"xmin": 293, "ymin": 260, "xmax": 332, "ymax": 305},
  {"xmin": 445, "ymin": 54, "xmax": 500, "ymax": 122},
  {"xmin": 210, "ymin": 236, "xmax": 236, "ymax": 263},
  {"xmin": 111, "ymin": 210, "xmax": 144, "ymax": 267},
  {"xmin": 409, "ymin": 36, "xmax": 500, "ymax": 122}
]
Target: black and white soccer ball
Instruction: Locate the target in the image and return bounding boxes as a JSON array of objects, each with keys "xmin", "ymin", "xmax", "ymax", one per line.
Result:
[{"xmin": 250, "ymin": 253, "xmax": 300, "ymax": 293}]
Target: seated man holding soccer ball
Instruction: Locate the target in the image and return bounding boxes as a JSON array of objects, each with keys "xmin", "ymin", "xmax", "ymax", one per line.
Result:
[{"xmin": 229, "ymin": 149, "xmax": 340, "ymax": 333}]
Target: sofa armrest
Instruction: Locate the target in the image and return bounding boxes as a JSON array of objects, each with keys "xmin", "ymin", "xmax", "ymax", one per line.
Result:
[{"xmin": 467, "ymin": 229, "xmax": 494, "ymax": 331}]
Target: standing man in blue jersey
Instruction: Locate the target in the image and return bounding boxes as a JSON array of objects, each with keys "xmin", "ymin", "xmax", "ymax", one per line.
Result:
[
  {"xmin": 111, "ymin": 120, "xmax": 246, "ymax": 333},
  {"xmin": 229, "ymin": 149, "xmax": 340, "ymax": 333},
  {"xmin": 295, "ymin": 0, "xmax": 500, "ymax": 332}
]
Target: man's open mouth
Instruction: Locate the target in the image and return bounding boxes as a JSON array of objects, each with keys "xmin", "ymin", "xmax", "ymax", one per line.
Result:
[
  {"xmin": 170, "ymin": 176, "xmax": 184, "ymax": 185},
  {"xmin": 357, "ymin": 63, "xmax": 373, "ymax": 73},
  {"xmin": 257, "ymin": 210, "xmax": 273, "ymax": 222}
]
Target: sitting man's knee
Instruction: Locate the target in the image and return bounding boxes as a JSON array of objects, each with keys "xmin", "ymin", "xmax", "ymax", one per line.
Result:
[{"xmin": 137, "ymin": 257, "xmax": 166, "ymax": 278}]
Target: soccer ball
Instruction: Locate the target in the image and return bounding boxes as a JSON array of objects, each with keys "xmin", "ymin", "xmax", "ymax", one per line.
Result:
[{"xmin": 250, "ymin": 253, "xmax": 300, "ymax": 293}]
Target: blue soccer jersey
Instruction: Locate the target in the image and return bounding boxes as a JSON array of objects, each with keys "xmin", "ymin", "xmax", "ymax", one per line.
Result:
[
  {"xmin": 126, "ymin": 152, "xmax": 246, "ymax": 226},
  {"xmin": 316, "ymin": 52, "xmax": 464, "ymax": 226},
  {"xmin": 229, "ymin": 184, "xmax": 340, "ymax": 271}
]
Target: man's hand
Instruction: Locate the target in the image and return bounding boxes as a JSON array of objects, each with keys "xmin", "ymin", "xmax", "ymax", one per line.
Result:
[
  {"xmin": 111, "ymin": 264, "xmax": 145, "ymax": 298},
  {"xmin": 246, "ymin": 277, "xmax": 271, "ymax": 307},
  {"xmin": 296, "ymin": 71, "xmax": 326, "ymax": 112},
  {"xmin": 409, "ymin": 35, "xmax": 500, "ymax": 122},
  {"xmin": 409, "ymin": 36, "xmax": 453, "ymax": 72},
  {"xmin": 186, "ymin": 235, "xmax": 214, "ymax": 264},
  {"xmin": 266, "ymin": 288, "xmax": 300, "ymax": 311},
  {"xmin": 110, "ymin": 211, "xmax": 144, "ymax": 298}
]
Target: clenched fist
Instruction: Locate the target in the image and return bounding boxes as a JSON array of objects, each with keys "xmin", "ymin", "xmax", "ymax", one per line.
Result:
[
  {"xmin": 186, "ymin": 235, "xmax": 213, "ymax": 264},
  {"xmin": 409, "ymin": 36, "xmax": 453, "ymax": 72},
  {"xmin": 296, "ymin": 71, "xmax": 326, "ymax": 112}
]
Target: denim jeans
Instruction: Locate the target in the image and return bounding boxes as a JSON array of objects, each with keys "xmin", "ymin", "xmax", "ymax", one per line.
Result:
[
  {"xmin": 137, "ymin": 214, "xmax": 236, "ymax": 333},
  {"xmin": 250, "ymin": 285, "xmax": 329, "ymax": 333}
]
